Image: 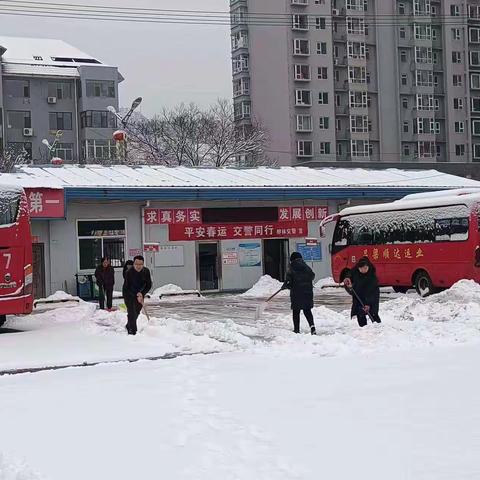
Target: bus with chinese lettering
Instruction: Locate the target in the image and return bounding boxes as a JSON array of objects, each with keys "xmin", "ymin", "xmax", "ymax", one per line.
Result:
[
  {"xmin": 328, "ymin": 190, "xmax": 480, "ymax": 296},
  {"xmin": 0, "ymin": 185, "xmax": 33, "ymax": 327}
]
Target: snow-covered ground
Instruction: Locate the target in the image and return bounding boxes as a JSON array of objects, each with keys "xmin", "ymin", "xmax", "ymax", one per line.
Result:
[{"xmin": 1, "ymin": 280, "xmax": 480, "ymax": 479}]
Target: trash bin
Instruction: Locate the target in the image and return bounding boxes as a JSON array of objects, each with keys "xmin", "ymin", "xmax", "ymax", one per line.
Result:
[{"xmin": 75, "ymin": 274, "xmax": 99, "ymax": 300}]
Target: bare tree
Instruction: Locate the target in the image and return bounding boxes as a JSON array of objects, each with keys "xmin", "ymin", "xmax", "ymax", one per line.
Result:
[
  {"xmin": 124, "ymin": 100, "xmax": 272, "ymax": 167},
  {"xmin": 204, "ymin": 99, "xmax": 270, "ymax": 167},
  {"xmin": 0, "ymin": 145, "xmax": 29, "ymax": 173}
]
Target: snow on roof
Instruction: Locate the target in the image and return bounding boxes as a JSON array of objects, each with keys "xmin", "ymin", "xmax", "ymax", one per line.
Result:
[
  {"xmin": 0, "ymin": 36, "xmax": 105, "ymax": 67},
  {"xmin": 1, "ymin": 165, "xmax": 479, "ymax": 191},
  {"xmin": 1, "ymin": 63, "xmax": 80, "ymax": 78},
  {"xmin": 340, "ymin": 191, "xmax": 480, "ymax": 217}
]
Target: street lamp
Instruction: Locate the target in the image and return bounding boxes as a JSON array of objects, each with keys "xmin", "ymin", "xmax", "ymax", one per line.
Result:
[
  {"xmin": 42, "ymin": 130, "xmax": 63, "ymax": 164},
  {"xmin": 107, "ymin": 97, "xmax": 142, "ymax": 163}
]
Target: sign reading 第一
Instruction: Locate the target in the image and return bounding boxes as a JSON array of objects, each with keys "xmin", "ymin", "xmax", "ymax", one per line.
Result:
[
  {"xmin": 25, "ymin": 188, "xmax": 65, "ymax": 218},
  {"xmin": 239, "ymin": 243, "xmax": 262, "ymax": 267}
]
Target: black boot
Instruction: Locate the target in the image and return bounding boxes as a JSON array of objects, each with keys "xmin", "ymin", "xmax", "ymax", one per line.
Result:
[{"xmin": 311, "ymin": 326, "xmax": 316, "ymax": 335}]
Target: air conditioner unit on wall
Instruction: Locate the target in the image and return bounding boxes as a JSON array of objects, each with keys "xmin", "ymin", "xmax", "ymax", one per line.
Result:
[
  {"xmin": 47, "ymin": 96, "xmax": 57, "ymax": 104},
  {"xmin": 23, "ymin": 128, "xmax": 34, "ymax": 137}
]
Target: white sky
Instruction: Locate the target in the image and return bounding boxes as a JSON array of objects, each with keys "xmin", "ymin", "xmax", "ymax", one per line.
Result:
[{"xmin": 0, "ymin": 0, "xmax": 232, "ymax": 116}]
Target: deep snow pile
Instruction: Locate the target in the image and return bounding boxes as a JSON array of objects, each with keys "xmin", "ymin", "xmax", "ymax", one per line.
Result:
[
  {"xmin": 151, "ymin": 284, "xmax": 185, "ymax": 297},
  {"xmin": 0, "ymin": 453, "xmax": 45, "ymax": 480},
  {"xmin": 314, "ymin": 276, "xmax": 336, "ymax": 290},
  {"xmin": 241, "ymin": 275, "xmax": 288, "ymax": 298}
]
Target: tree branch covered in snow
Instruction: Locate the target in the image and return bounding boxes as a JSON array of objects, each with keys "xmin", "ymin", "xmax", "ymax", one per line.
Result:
[
  {"xmin": 0, "ymin": 145, "xmax": 29, "ymax": 173},
  {"xmin": 125, "ymin": 100, "xmax": 273, "ymax": 167}
]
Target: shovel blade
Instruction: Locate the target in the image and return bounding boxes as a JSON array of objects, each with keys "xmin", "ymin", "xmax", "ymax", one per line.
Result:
[{"xmin": 255, "ymin": 302, "xmax": 267, "ymax": 321}]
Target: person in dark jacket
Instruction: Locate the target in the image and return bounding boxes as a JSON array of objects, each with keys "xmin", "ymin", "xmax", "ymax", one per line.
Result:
[
  {"xmin": 94, "ymin": 257, "xmax": 115, "ymax": 311},
  {"xmin": 123, "ymin": 255, "xmax": 152, "ymax": 335},
  {"xmin": 122, "ymin": 260, "xmax": 134, "ymax": 300},
  {"xmin": 344, "ymin": 256, "xmax": 381, "ymax": 327},
  {"xmin": 282, "ymin": 252, "xmax": 316, "ymax": 335}
]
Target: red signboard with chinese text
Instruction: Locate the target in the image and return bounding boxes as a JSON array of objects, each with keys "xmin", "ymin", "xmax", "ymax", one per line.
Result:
[
  {"xmin": 278, "ymin": 206, "xmax": 328, "ymax": 222},
  {"xmin": 25, "ymin": 188, "xmax": 65, "ymax": 218},
  {"xmin": 169, "ymin": 221, "xmax": 308, "ymax": 241},
  {"xmin": 144, "ymin": 208, "xmax": 202, "ymax": 225}
]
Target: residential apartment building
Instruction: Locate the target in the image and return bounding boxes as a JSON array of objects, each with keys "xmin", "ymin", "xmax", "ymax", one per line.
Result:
[
  {"xmin": 230, "ymin": 0, "xmax": 480, "ymax": 176},
  {"xmin": 0, "ymin": 36, "xmax": 122, "ymax": 163}
]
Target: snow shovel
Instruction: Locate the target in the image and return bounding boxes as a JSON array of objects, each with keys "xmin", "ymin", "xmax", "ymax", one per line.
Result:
[
  {"xmin": 142, "ymin": 303, "xmax": 151, "ymax": 322},
  {"xmin": 349, "ymin": 286, "xmax": 375, "ymax": 324},
  {"xmin": 255, "ymin": 288, "xmax": 283, "ymax": 321}
]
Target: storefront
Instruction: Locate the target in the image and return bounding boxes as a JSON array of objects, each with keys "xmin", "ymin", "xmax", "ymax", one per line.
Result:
[{"xmin": 4, "ymin": 164, "xmax": 479, "ymax": 298}]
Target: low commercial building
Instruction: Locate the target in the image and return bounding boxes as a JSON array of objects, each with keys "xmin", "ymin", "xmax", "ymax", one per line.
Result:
[{"xmin": 2, "ymin": 164, "xmax": 479, "ymax": 298}]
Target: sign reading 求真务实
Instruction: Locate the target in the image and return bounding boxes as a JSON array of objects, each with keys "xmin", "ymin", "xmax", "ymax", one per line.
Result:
[
  {"xmin": 144, "ymin": 208, "xmax": 202, "ymax": 225},
  {"xmin": 25, "ymin": 188, "xmax": 65, "ymax": 218}
]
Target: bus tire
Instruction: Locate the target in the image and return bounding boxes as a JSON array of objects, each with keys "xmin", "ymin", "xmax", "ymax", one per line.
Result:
[
  {"xmin": 414, "ymin": 271, "xmax": 435, "ymax": 297},
  {"xmin": 0, "ymin": 315, "xmax": 6, "ymax": 328},
  {"xmin": 393, "ymin": 286, "xmax": 409, "ymax": 294}
]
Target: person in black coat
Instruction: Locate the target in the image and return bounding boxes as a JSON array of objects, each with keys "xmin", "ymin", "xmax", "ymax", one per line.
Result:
[
  {"xmin": 344, "ymin": 256, "xmax": 381, "ymax": 327},
  {"xmin": 282, "ymin": 252, "xmax": 316, "ymax": 335},
  {"xmin": 94, "ymin": 257, "xmax": 115, "ymax": 311},
  {"xmin": 123, "ymin": 255, "xmax": 152, "ymax": 335}
]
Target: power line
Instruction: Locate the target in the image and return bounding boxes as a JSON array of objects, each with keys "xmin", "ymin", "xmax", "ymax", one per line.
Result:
[{"xmin": 0, "ymin": 1, "xmax": 478, "ymax": 26}]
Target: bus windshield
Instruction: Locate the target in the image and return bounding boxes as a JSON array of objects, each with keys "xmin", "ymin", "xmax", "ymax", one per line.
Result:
[{"xmin": 0, "ymin": 187, "xmax": 21, "ymax": 226}]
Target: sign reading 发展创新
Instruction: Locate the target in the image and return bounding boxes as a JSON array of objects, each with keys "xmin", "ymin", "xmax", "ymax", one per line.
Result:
[{"xmin": 278, "ymin": 206, "xmax": 328, "ymax": 222}]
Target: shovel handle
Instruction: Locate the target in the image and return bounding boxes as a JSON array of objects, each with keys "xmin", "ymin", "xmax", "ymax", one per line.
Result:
[{"xmin": 266, "ymin": 288, "xmax": 284, "ymax": 303}]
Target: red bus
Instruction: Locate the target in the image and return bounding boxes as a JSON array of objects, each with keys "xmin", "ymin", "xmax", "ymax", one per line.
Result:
[
  {"xmin": 327, "ymin": 190, "xmax": 480, "ymax": 296},
  {"xmin": 0, "ymin": 185, "xmax": 33, "ymax": 326}
]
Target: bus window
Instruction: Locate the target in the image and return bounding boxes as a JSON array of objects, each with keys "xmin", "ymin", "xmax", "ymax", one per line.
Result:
[
  {"xmin": 435, "ymin": 217, "xmax": 469, "ymax": 242},
  {"xmin": 0, "ymin": 193, "xmax": 20, "ymax": 225},
  {"xmin": 332, "ymin": 219, "xmax": 352, "ymax": 251}
]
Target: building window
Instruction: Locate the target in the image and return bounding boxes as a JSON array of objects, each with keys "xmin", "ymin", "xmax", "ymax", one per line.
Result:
[
  {"xmin": 454, "ymin": 98, "xmax": 464, "ymax": 110},
  {"xmin": 348, "ymin": 66, "xmax": 367, "ymax": 83},
  {"xmin": 403, "ymin": 144, "xmax": 410, "ymax": 156},
  {"xmin": 398, "ymin": 3, "xmax": 406, "ymax": 15},
  {"xmin": 472, "ymin": 120, "xmax": 480, "ymax": 135},
  {"xmin": 452, "ymin": 51, "xmax": 462, "ymax": 64},
  {"xmin": 401, "ymin": 74, "xmax": 408, "ymax": 86},
  {"xmin": 6, "ymin": 142, "xmax": 32, "ymax": 160},
  {"xmin": 416, "ymin": 70, "xmax": 433, "ymax": 86},
  {"xmin": 456, "ymin": 144, "xmax": 465, "ymax": 156},
  {"xmin": 296, "ymin": 115, "xmax": 312, "ymax": 132},
  {"xmin": 4, "ymin": 79, "xmax": 30, "ymax": 98},
  {"xmin": 294, "ymin": 39, "xmax": 310, "ymax": 55},
  {"xmin": 471, "ymin": 51, "xmax": 480, "ymax": 66},
  {"xmin": 85, "ymin": 80, "xmax": 115, "ymax": 98},
  {"xmin": 474, "ymin": 144, "xmax": 480, "ymax": 159},
  {"xmin": 471, "ymin": 74, "xmax": 480, "ymax": 89},
  {"xmin": 49, "ymin": 112, "xmax": 72, "ymax": 131},
  {"xmin": 83, "ymin": 139, "xmax": 117, "ymax": 161},
  {"xmin": 400, "ymin": 51, "xmax": 407, "ymax": 62},
  {"xmin": 402, "ymin": 98, "xmax": 408, "ymax": 108},
  {"xmin": 318, "ymin": 67, "xmax": 328, "ymax": 79},
  {"xmin": 350, "ymin": 115, "xmax": 369, "ymax": 133},
  {"xmin": 347, "ymin": 17, "xmax": 365, "ymax": 35},
  {"xmin": 455, "ymin": 121, "xmax": 465, "ymax": 133},
  {"xmin": 452, "ymin": 28, "xmax": 461, "ymax": 41},
  {"xmin": 470, "ymin": 28, "xmax": 480, "ymax": 43},
  {"xmin": 349, "ymin": 91, "xmax": 368, "ymax": 108},
  {"xmin": 450, "ymin": 4, "xmax": 460, "ymax": 16},
  {"xmin": 6, "ymin": 110, "xmax": 31, "ymax": 129},
  {"xmin": 319, "ymin": 117, "xmax": 329, "ymax": 129},
  {"xmin": 292, "ymin": 14, "xmax": 309, "ymax": 30},
  {"xmin": 347, "ymin": 41, "xmax": 366, "ymax": 59},
  {"xmin": 294, "ymin": 65, "xmax": 311, "ymax": 81},
  {"xmin": 336, "ymin": 119, "xmax": 341, "ymax": 131},
  {"xmin": 319, "ymin": 142, "xmax": 331, "ymax": 155},
  {"xmin": 317, "ymin": 42, "xmax": 327, "ymax": 55},
  {"xmin": 453, "ymin": 75, "xmax": 463, "ymax": 87},
  {"xmin": 470, "ymin": 5, "xmax": 480, "ymax": 18},
  {"xmin": 318, "ymin": 92, "xmax": 329, "ymax": 104},
  {"xmin": 315, "ymin": 17, "xmax": 326, "ymax": 29},
  {"xmin": 48, "ymin": 81, "xmax": 73, "ymax": 99},
  {"xmin": 297, "ymin": 140, "xmax": 313, "ymax": 157},
  {"xmin": 54, "ymin": 143, "xmax": 73, "ymax": 161},
  {"xmin": 472, "ymin": 97, "xmax": 480, "ymax": 112},
  {"xmin": 350, "ymin": 140, "xmax": 370, "ymax": 157},
  {"xmin": 399, "ymin": 27, "xmax": 406, "ymax": 39},
  {"xmin": 295, "ymin": 89, "xmax": 312, "ymax": 106},
  {"xmin": 403, "ymin": 121, "xmax": 409, "ymax": 133},
  {"xmin": 77, "ymin": 219, "xmax": 126, "ymax": 270}
]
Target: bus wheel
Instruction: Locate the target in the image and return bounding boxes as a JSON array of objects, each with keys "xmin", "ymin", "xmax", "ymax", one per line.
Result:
[
  {"xmin": 414, "ymin": 271, "xmax": 435, "ymax": 297},
  {"xmin": 393, "ymin": 286, "xmax": 409, "ymax": 294},
  {"xmin": 0, "ymin": 315, "xmax": 6, "ymax": 328}
]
